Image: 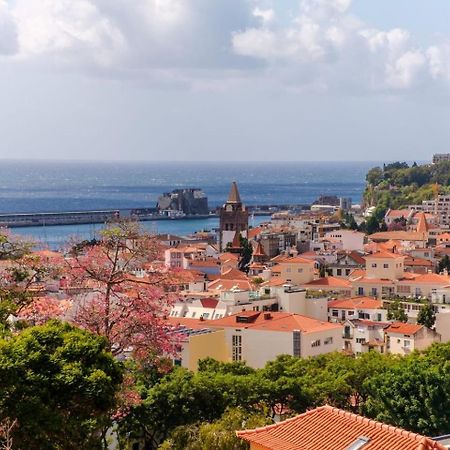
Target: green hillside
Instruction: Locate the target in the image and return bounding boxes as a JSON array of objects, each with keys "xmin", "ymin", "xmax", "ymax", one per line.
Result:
[{"xmin": 364, "ymin": 161, "xmax": 450, "ymax": 214}]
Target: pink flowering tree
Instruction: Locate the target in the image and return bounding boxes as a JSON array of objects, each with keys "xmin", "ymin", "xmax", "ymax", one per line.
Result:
[
  {"xmin": 0, "ymin": 233, "xmax": 64, "ymax": 327},
  {"xmin": 65, "ymin": 220, "xmax": 182, "ymax": 362}
]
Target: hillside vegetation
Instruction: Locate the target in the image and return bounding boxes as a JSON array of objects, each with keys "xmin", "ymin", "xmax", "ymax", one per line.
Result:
[{"xmin": 364, "ymin": 160, "xmax": 450, "ymax": 220}]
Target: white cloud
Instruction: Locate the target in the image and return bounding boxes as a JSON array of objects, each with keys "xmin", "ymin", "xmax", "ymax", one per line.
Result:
[
  {"xmin": 0, "ymin": 0, "xmax": 449, "ymax": 93},
  {"xmin": 232, "ymin": 0, "xmax": 450, "ymax": 92}
]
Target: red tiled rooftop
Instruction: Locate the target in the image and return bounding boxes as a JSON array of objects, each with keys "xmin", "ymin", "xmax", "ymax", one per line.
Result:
[
  {"xmin": 237, "ymin": 405, "xmax": 446, "ymax": 450},
  {"xmin": 209, "ymin": 311, "xmax": 341, "ymax": 333},
  {"xmin": 386, "ymin": 322, "xmax": 424, "ymax": 335},
  {"xmin": 304, "ymin": 277, "xmax": 351, "ymax": 288},
  {"xmin": 364, "ymin": 251, "xmax": 405, "ymax": 260},
  {"xmin": 328, "ymin": 296, "xmax": 382, "ymax": 310},
  {"xmin": 199, "ymin": 297, "xmax": 219, "ymax": 309}
]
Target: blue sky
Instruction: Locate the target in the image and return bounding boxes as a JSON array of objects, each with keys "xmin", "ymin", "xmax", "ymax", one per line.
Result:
[{"xmin": 0, "ymin": 0, "xmax": 449, "ymax": 162}]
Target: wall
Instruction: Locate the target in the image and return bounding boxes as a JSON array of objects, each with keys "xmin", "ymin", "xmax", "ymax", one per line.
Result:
[{"xmin": 186, "ymin": 330, "xmax": 228, "ymax": 371}]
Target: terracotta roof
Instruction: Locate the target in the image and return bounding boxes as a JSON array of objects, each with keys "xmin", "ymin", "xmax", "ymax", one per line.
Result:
[
  {"xmin": 253, "ymin": 241, "xmax": 266, "ymax": 257},
  {"xmin": 416, "ymin": 211, "xmax": 429, "ymax": 234},
  {"xmin": 227, "ymin": 181, "xmax": 242, "ymax": 203},
  {"xmin": 248, "ymin": 227, "xmax": 263, "ymax": 240},
  {"xmin": 261, "ymin": 278, "xmax": 288, "ymax": 287},
  {"xmin": 404, "ymin": 257, "xmax": 433, "ymax": 267},
  {"xmin": 210, "ymin": 312, "xmax": 341, "ymax": 333},
  {"xmin": 220, "ymin": 267, "xmax": 248, "ymax": 280},
  {"xmin": 369, "ymin": 231, "xmax": 426, "ymax": 242},
  {"xmin": 200, "ymin": 298, "xmax": 219, "ymax": 309},
  {"xmin": 166, "ymin": 317, "xmax": 213, "ymax": 330},
  {"xmin": 304, "ymin": 277, "xmax": 351, "ymax": 288},
  {"xmin": 385, "ymin": 209, "xmax": 411, "ymax": 218},
  {"xmin": 231, "ymin": 231, "xmax": 241, "ymax": 249},
  {"xmin": 386, "ymin": 322, "xmax": 423, "ymax": 335},
  {"xmin": 219, "ymin": 252, "xmax": 239, "ymax": 262},
  {"xmin": 364, "ymin": 251, "xmax": 405, "ymax": 260},
  {"xmin": 408, "ymin": 273, "xmax": 450, "ymax": 284},
  {"xmin": 208, "ymin": 279, "xmax": 253, "ymax": 291},
  {"xmin": 237, "ymin": 404, "xmax": 446, "ymax": 450},
  {"xmin": 273, "ymin": 256, "xmax": 315, "ymax": 265},
  {"xmin": 328, "ymin": 296, "xmax": 382, "ymax": 310},
  {"xmin": 189, "ymin": 260, "xmax": 220, "ymax": 267}
]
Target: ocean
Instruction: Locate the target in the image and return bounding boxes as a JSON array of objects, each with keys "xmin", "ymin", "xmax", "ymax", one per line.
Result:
[{"xmin": 0, "ymin": 160, "xmax": 376, "ymax": 248}]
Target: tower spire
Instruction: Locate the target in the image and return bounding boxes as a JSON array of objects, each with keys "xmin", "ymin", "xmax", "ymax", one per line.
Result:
[{"xmin": 227, "ymin": 181, "xmax": 241, "ymax": 204}]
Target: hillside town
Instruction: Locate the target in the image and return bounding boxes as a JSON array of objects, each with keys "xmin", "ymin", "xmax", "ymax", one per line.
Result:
[{"xmin": 5, "ymin": 166, "xmax": 450, "ymax": 448}]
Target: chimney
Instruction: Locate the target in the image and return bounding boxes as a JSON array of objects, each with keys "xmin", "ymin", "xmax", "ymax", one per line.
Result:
[{"xmin": 264, "ymin": 312, "xmax": 272, "ymax": 320}]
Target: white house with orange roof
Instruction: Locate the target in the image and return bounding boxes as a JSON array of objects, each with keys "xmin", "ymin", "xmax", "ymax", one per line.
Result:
[
  {"xmin": 385, "ymin": 322, "xmax": 440, "ymax": 355},
  {"xmin": 351, "ymin": 251, "xmax": 406, "ymax": 298},
  {"xmin": 208, "ymin": 311, "xmax": 343, "ymax": 368},
  {"xmin": 384, "ymin": 208, "xmax": 414, "ymax": 227},
  {"xmin": 343, "ymin": 319, "xmax": 390, "ymax": 355},
  {"xmin": 328, "ymin": 296, "xmax": 387, "ymax": 323},
  {"xmin": 269, "ymin": 255, "xmax": 315, "ymax": 285}
]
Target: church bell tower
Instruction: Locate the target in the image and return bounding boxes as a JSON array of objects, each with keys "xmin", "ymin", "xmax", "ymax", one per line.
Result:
[{"xmin": 219, "ymin": 182, "xmax": 249, "ymax": 251}]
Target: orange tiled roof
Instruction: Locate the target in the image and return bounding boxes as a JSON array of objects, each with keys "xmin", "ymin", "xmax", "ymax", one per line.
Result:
[
  {"xmin": 409, "ymin": 273, "xmax": 450, "ymax": 284},
  {"xmin": 386, "ymin": 322, "xmax": 423, "ymax": 335},
  {"xmin": 404, "ymin": 257, "xmax": 433, "ymax": 267},
  {"xmin": 210, "ymin": 312, "xmax": 341, "ymax": 333},
  {"xmin": 219, "ymin": 252, "xmax": 239, "ymax": 262},
  {"xmin": 208, "ymin": 279, "xmax": 253, "ymax": 291},
  {"xmin": 220, "ymin": 267, "xmax": 248, "ymax": 280},
  {"xmin": 364, "ymin": 251, "xmax": 405, "ymax": 260},
  {"xmin": 236, "ymin": 405, "xmax": 446, "ymax": 450},
  {"xmin": 385, "ymin": 209, "xmax": 411, "ymax": 218},
  {"xmin": 248, "ymin": 227, "xmax": 263, "ymax": 240},
  {"xmin": 369, "ymin": 231, "xmax": 426, "ymax": 242},
  {"xmin": 328, "ymin": 296, "xmax": 382, "ymax": 310},
  {"xmin": 271, "ymin": 255, "xmax": 315, "ymax": 265},
  {"xmin": 304, "ymin": 276, "xmax": 351, "ymax": 288},
  {"xmin": 416, "ymin": 211, "xmax": 429, "ymax": 234}
]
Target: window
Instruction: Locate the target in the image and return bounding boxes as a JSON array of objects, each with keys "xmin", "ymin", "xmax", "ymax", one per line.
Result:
[
  {"xmin": 383, "ymin": 264, "xmax": 389, "ymax": 268},
  {"xmin": 371, "ymin": 263, "xmax": 377, "ymax": 268},
  {"xmin": 371, "ymin": 288, "xmax": 377, "ymax": 296},
  {"xmin": 358, "ymin": 287, "xmax": 364, "ymax": 295},
  {"xmin": 324, "ymin": 337, "xmax": 333, "ymax": 345},
  {"xmin": 346, "ymin": 269, "xmax": 351, "ymax": 276},
  {"xmin": 356, "ymin": 338, "xmax": 366, "ymax": 344},
  {"xmin": 202, "ymin": 313, "xmax": 209, "ymax": 319},
  {"xmin": 348, "ymin": 311, "xmax": 354, "ymax": 316},
  {"xmin": 191, "ymin": 312, "xmax": 196, "ymax": 318},
  {"xmin": 311, "ymin": 339, "xmax": 321, "ymax": 348},
  {"xmin": 404, "ymin": 340, "xmax": 411, "ymax": 348},
  {"xmin": 293, "ymin": 331, "xmax": 301, "ymax": 357},
  {"xmin": 332, "ymin": 310, "xmax": 339, "ymax": 317},
  {"xmin": 297, "ymin": 268, "xmax": 303, "ymax": 273},
  {"xmin": 337, "ymin": 269, "xmax": 342, "ymax": 276},
  {"xmin": 377, "ymin": 313, "xmax": 382, "ymax": 321},
  {"xmin": 232, "ymin": 335, "xmax": 242, "ymax": 361}
]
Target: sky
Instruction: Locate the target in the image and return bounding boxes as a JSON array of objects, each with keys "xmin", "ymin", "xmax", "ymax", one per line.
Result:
[{"xmin": 0, "ymin": 0, "xmax": 450, "ymax": 162}]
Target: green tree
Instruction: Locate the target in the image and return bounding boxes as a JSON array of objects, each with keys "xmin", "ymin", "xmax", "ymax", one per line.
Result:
[
  {"xmin": 365, "ymin": 356, "xmax": 450, "ymax": 435},
  {"xmin": 0, "ymin": 321, "xmax": 123, "ymax": 450},
  {"xmin": 238, "ymin": 236, "xmax": 253, "ymax": 272},
  {"xmin": 366, "ymin": 215, "xmax": 380, "ymax": 235},
  {"xmin": 417, "ymin": 303, "xmax": 436, "ymax": 329},
  {"xmin": 160, "ymin": 407, "xmax": 271, "ymax": 450},
  {"xmin": 387, "ymin": 300, "xmax": 408, "ymax": 323},
  {"xmin": 437, "ymin": 255, "xmax": 450, "ymax": 274}
]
